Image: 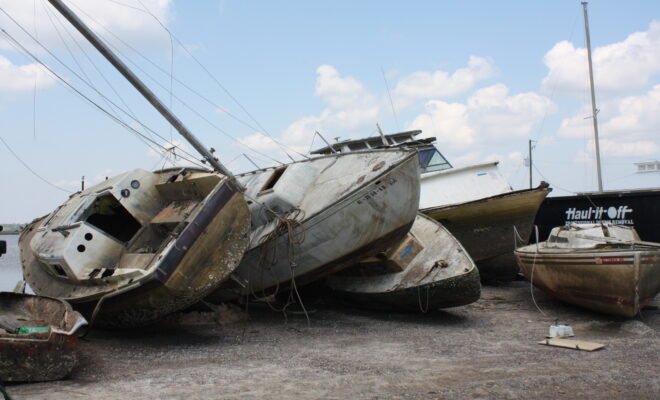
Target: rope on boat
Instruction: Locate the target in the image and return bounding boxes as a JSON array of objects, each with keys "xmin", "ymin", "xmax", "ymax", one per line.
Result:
[
  {"xmin": 529, "ymin": 225, "xmax": 547, "ymax": 317},
  {"xmin": 417, "ymin": 286, "xmax": 430, "ymax": 313},
  {"xmin": 253, "ymin": 208, "xmax": 311, "ymax": 327}
]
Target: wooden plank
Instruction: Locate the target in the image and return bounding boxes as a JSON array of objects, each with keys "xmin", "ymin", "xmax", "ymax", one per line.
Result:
[{"xmin": 538, "ymin": 338, "xmax": 605, "ymax": 351}]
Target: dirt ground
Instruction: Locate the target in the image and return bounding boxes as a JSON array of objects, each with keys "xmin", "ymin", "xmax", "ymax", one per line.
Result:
[{"xmin": 5, "ymin": 281, "xmax": 659, "ymax": 400}]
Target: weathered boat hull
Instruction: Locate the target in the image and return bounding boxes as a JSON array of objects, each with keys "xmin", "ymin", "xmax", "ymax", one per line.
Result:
[
  {"xmin": 211, "ymin": 150, "xmax": 421, "ymax": 301},
  {"xmin": 326, "ymin": 214, "xmax": 480, "ymax": 311},
  {"xmin": 515, "ymin": 247, "xmax": 660, "ymax": 317},
  {"xmin": 0, "ymin": 292, "xmax": 87, "ymax": 382},
  {"xmin": 20, "ymin": 169, "xmax": 251, "ymax": 327},
  {"xmin": 422, "ymin": 184, "xmax": 551, "ymax": 281}
]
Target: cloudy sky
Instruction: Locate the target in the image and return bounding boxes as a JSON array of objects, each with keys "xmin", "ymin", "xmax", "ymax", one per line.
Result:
[{"xmin": 0, "ymin": 0, "xmax": 658, "ymax": 222}]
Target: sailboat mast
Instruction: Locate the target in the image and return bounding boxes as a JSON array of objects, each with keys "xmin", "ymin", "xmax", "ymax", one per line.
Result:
[
  {"xmin": 47, "ymin": 0, "xmax": 237, "ymax": 183},
  {"xmin": 582, "ymin": 1, "xmax": 603, "ymax": 192}
]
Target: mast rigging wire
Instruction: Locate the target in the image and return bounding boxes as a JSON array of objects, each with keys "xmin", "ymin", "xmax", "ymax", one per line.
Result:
[
  {"xmin": 0, "ymin": 11, "xmax": 208, "ymax": 169},
  {"xmin": 73, "ymin": 0, "xmax": 305, "ymax": 162},
  {"xmin": 63, "ymin": 0, "xmax": 289, "ymax": 166},
  {"xmin": 133, "ymin": 0, "xmax": 304, "ymax": 161},
  {"xmin": 39, "ymin": 0, "xmax": 163, "ymax": 156},
  {"xmin": 0, "ymin": 27, "xmax": 207, "ymax": 169},
  {"xmin": 0, "ymin": 136, "xmax": 74, "ymax": 194}
]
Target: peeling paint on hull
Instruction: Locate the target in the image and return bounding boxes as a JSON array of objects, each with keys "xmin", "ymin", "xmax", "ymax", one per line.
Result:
[{"xmin": 515, "ymin": 248, "xmax": 660, "ymax": 317}]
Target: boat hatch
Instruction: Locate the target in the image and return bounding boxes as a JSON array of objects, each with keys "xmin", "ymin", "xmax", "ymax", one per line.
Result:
[
  {"xmin": 260, "ymin": 166, "xmax": 287, "ymax": 193},
  {"xmin": 418, "ymin": 147, "xmax": 452, "ymax": 173},
  {"xmin": 83, "ymin": 193, "xmax": 142, "ymax": 243}
]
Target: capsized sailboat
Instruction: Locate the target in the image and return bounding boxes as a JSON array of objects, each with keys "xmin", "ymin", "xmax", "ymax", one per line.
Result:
[
  {"xmin": 20, "ymin": 168, "xmax": 250, "ymax": 327},
  {"xmin": 514, "ymin": 223, "xmax": 660, "ymax": 317},
  {"xmin": 325, "ymin": 213, "xmax": 480, "ymax": 311},
  {"xmin": 208, "ymin": 148, "xmax": 421, "ymax": 302},
  {"xmin": 312, "ymin": 130, "xmax": 551, "ymax": 281},
  {"xmin": 17, "ymin": 0, "xmax": 253, "ymax": 327}
]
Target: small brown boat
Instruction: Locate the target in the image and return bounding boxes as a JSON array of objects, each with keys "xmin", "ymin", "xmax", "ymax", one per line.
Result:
[
  {"xmin": 515, "ymin": 224, "xmax": 660, "ymax": 317},
  {"xmin": 0, "ymin": 292, "xmax": 87, "ymax": 382},
  {"xmin": 325, "ymin": 214, "xmax": 480, "ymax": 311}
]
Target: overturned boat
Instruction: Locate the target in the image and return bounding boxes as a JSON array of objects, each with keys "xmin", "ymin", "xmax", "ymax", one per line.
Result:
[
  {"xmin": 0, "ymin": 292, "xmax": 87, "ymax": 382},
  {"xmin": 514, "ymin": 223, "xmax": 660, "ymax": 317},
  {"xmin": 312, "ymin": 129, "xmax": 551, "ymax": 281},
  {"xmin": 208, "ymin": 148, "xmax": 421, "ymax": 302},
  {"xmin": 325, "ymin": 213, "xmax": 480, "ymax": 311},
  {"xmin": 20, "ymin": 168, "xmax": 250, "ymax": 327}
]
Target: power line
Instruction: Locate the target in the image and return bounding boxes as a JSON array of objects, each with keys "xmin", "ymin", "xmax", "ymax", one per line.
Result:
[
  {"xmin": 92, "ymin": 0, "xmax": 307, "ymax": 161},
  {"xmin": 0, "ymin": 26, "xmax": 207, "ymax": 169},
  {"xmin": 64, "ymin": 0, "xmax": 289, "ymax": 166},
  {"xmin": 0, "ymin": 136, "xmax": 74, "ymax": 193},
  {"xmin": 0, "ymin": 10, "xmax": 208, "ymax": 168}
]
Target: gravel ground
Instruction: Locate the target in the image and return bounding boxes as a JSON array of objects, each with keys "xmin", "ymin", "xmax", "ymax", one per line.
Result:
[{"xmin": 4, "ymin": 281, "xmax": 659, "ymax": 400}]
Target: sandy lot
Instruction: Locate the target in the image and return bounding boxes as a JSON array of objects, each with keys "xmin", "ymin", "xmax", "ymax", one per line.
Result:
[{"xmin": 4, "ymin": 281, "xmax": 659, "ymax": 400}]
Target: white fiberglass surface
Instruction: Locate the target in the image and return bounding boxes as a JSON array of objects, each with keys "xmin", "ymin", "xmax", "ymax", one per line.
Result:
[{"xmin": 419, "ymin": 163, "xmax": 512, "ymax": 209}]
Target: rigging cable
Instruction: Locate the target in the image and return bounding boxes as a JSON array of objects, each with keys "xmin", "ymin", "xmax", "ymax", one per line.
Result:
[
  {"xmin": 86, "ymin": 0, "xmax": 306, "ymax": 162},
  {"xmin": 64, "ymin": 1, "xmax": 287, "ymax": 166},
  {"xmin": 39, "ymin": 0, "xmax": 163, "ymax": 157},
  {"xmin": 0, "ymin": 136, "xmax": 74, "ymax": 194},
  {"xmin": 0, "ymin": 27, "xmax": 207, "ymax": 170},
  {"xmin": 381, "ymin": 66, "xmax": 400, "ymax": 131},
  {"xmin": 0, "ymin": 11, "xmax": 209, "ymax": 169},
  {"xmin": 135, "ymin": 0, "xmax": 304, "ymax": 161}
]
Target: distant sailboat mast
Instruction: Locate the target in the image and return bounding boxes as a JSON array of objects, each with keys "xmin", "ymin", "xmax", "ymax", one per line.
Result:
[
  {"xmin": 47, "ymin": 0, "xmax": 238, "ymax": 187},
  {"xmin": 582, "ymin": 1, "xmax": 604, "ymax": 193}
]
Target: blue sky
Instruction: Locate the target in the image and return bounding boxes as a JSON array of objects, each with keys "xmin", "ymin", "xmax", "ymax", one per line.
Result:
[{"xmin": 0, "ymin": 0, "xmax": 659, "ymax": 223}]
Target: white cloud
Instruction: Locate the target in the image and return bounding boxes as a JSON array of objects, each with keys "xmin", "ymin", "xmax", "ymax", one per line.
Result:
[
  {"xmin": 282, "ymin": 66, "xmax": 379, "ymax": 147},
  {"xmin": 542, "ymin": 20, "xmax": 660, "ymax": 94},
  {"xmin": 408, "ymin": 84, "xmax": 555, "ymax": 150},
  {"xmin": 0, "ymin": 55, "xmax": 56, "ymax": 92},
  {"xmin": 394, "ymin": 56, "xmax": 495, "ymax": 105},
  {"xmin": 574, "ymin": 139, "xmax": 659, "ymax": 164},
  {"xmin": 0, "ymin": 0, "xmax": 173, "ymax": 53},
  {"xmin": 280, "ymin": 58, "xmax": 498, "ymax": 150},
  {"xmin": 598, "ymin": 139, "xmax": 659, "ymax": 158},
  {"xmin": 409, "ymin": 100, "xmax": 475, "ymax": 147},
  {"xmin": 467, "ymin": 84, "xmax": 556, "ymax": 139},
  {"xmin": 602, "ymin": 84, "xmax": 660, "ymax": 139},
  {"xmin": 314, "ymin": 65, "xmax": 375, "ymax": 110},
  {"xmin": 237, "ymin": 132, "xmax": 280, "ymax": 153},
  {"xmin": 559, "ymin": 85, "xmax": 660, "ymax": 142}
]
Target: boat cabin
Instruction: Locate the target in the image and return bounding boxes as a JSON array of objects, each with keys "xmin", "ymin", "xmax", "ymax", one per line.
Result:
[
  {"xmin": 311, "ymin": 130, "xmax": 452, "ymax": 174},
  {"xmin": 29, "ymin": 168, "xmax": 224, "ymax": 283}
]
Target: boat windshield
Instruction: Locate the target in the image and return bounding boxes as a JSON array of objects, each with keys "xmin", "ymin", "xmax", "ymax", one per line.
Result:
[{"xmin": 418, "ymin": 148, "xmax": 452, "ymax": 173}]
